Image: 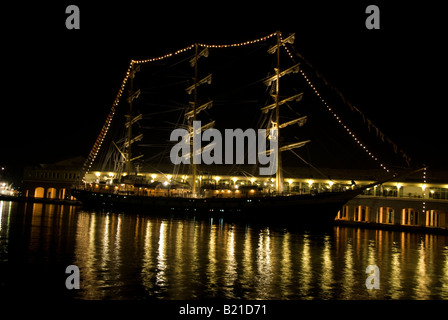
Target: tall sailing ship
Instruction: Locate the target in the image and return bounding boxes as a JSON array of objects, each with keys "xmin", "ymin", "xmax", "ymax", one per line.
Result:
[{"xmin": 71, "ymin": 32, "xmax": 407, "ymax": 224}]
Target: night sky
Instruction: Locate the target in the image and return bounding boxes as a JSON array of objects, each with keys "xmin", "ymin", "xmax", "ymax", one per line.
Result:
[{"xmin": 1, "ymin": 1, "xmax": 446, "ymax": 183}]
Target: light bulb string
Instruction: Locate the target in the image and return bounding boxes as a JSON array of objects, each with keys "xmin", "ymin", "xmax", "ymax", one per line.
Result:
[
  {"xmin": 280, "ymin": 39, "xmax": 392, "ymax": 173},
  {"xmin": 283, "ymin": 40, "xmax": 414, "ymax": 171},
  {"xmin": 82, "ymin": 33, "xmax": 278, "ymax": 177}
]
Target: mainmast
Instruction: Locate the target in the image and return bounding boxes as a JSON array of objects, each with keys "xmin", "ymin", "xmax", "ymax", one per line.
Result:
[
  {"xmin": 265, "ymin": 31, "xmax": 309, "ymax": 193},
  {"xmin": 192, "ymin": 44, "xmax": 199, "ymax": 194},
  {"xmin": 274, "ymin": 32, "xmax": 283, "ymax": 193},
  {"xmin": 186, "ymin": 44, "xmax": 212, "ymax": 195}
]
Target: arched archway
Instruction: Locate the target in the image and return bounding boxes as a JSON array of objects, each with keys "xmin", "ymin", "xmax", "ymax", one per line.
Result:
[
  {"xmin": 47, "ymin": 187, "xmax": 57, "ymax": 199},
  {"xmin": 34, "ymin": 187, "xmax": 45, "ymax": 198}
]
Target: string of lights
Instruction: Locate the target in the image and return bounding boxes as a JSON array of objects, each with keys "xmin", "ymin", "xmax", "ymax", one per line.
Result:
[
  {"xmin": 132, "ymin": 45, "xmax": 195, "ymax": 65},
  {"xmin": 81, "ymin": 62, "xmax": 134, "ymax": 180},
  {"xmin": 422, "ymin": 167, "xmax": 427, "ymax": 214},
  {"xmin": 81, "ymin": 33, "xmax": 278, "ymax": 179},
  {"xmin": 197, "ymin": 32, "xmax": 277, "ymax": 49},
  {"xmin": 280, "ymin": 36, "xmax": 390, "ymax": 173}
]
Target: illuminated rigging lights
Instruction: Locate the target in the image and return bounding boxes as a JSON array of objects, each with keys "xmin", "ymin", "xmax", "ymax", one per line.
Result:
[
  {"xmin": 82, "ymin": 31, "xmax": 393, "ymax": 180},
  {"xmin": 280, "ymin": 35, "xmax": 390, "ymax": 173},
  {"xmin": 422, "ymin": 167, "xmax": 427, "ymax": 214},
  {"xmin": 81, "ymin": 33, "xmax": 277, "ymax": 179},
  {"xmin": 301, "ymin": 68, "xmax": 391, "ymax": 173}
]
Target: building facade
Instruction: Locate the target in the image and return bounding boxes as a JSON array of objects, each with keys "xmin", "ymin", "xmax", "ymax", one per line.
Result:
[{"xmin": 22, "ymin": 156, "xmax": 84, "ymax": 200}]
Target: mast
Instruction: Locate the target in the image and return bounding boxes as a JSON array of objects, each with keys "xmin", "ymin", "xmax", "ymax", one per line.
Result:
[
  {"xmin": 274, "ymin": 31, "xmax": 283, "ymax": 193},
  {"xmin": 192, "ymin": 44, "xmax": 198, "ymax": 194},
  {"xmin": 125, "ymin": 62, "xmax": 142, "ymax": 176},
  {"xmin": 186, "ymin": 44, "xmax": 212, "ymax": 195},
  {"xmin": 265, "ymin": 31, "xmax": 309, "ymax": 193}
]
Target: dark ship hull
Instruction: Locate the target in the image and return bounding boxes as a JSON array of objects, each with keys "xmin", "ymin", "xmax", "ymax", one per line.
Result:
[{"xmin": 71, "ymin": 188, "xmax": 365, "ymax": 225}]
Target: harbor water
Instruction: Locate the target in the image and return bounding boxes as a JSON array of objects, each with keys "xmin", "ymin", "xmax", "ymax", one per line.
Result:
[{"xmin": 1, "ymin": 200, "xmax": 448, "ymax": 300}]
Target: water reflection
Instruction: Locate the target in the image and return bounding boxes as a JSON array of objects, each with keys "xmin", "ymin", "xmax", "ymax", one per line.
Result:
[
  {"xmin": 1, "ymin": 201, "xmax": 448, "ymax": 300},
  {"xmin": 299, "ymin": 234, "xmax": 312, "ymax": 298},
  {"xmin": 342, "ymin": 238, "xmax": 354, "ymax": 299},
  {"xmin": 389, "ymin": 241, "xmax": 402, "ymax": 299},
  {"xmin": 156, "ymin": 221, "xmax": 167, "ymax": 292},
  {"xmin": 443, "ymin": 246, "xmax": 448, "ymax": 299},
  {"xmin": 0, "ymin": 201, "xmax": 12, "ymax": 261}
]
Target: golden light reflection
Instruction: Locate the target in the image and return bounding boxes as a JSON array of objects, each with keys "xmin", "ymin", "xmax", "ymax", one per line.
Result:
[
  {"xmin": 241, "ymin": 225, "xmax": 253, "ymax": 298},
  {"xmin": 256, "ymin": 228, "xmax": 273, "ymax": 298},
  {"xmin": 73, "ymin": 212, "xmax": 99, "ymax": 298},
  {"xmin": 320, "ymin": 235, "xmax": 333, "ymax": 298},
  {"xmin": 114, "ymin": 214, "xmax": 122, "ymax": 261},
  {"xmin": 0, "ymin": 201, "xmax": 12, "ymax": 242},
  {"xmin": 389, "ymin": 241, "xmax": 402, "ymax": 299},
  {"xmin": 88, "ymin": 214, "xmax": 97, "ymax": 282},
  {"xmin": 141, "ymin": 219, "xmax": 154, "ymax": 291},
  {"xmin": 298, "ymin": 233, "xmax": 312, "ymax": 298},
  {"xmin": 62, "ymin": 211, "xmax": 448, "ymax": 300},
  {"xmin": 156, "ymin": 221, "xmax": 167, "ymax": 289},
  {"xmin": 175, "ymin": 220, "xmax": 184, "ymax": 282},
  {"xmin": 280, "ymin": 232, "xmax": 292, "ymax": 298},
  {"xmin": 342, "ymin": 238, "xmax": 354, "ymax": 299},
  {"xmin": 207, "ymin": 221, "xmax": 218, "ymax": 296},
  {"xmin": 101, "ymin": 214, "xmax": 110, "ymax": 269},
  {"xmin": 414, "ymin": 240, "xmax": 431, "ymax": 299},
  {"xmin": 442, "ymin": 246, "xmax": 448, "ymax": 299},
  {"xmin": 367, "ymin": 239, "xmax": 376, "ymax": 267},
  {"xmin": 224, "ymin": 225, "xmax": 237, "ymax": 298},
  {"xmin": 0, "ymin": 201, "xmax": 4, "ymax": 234},
  {"xmin": 190, "ymin": 220, "xmax": 200, "ymax": 294}
]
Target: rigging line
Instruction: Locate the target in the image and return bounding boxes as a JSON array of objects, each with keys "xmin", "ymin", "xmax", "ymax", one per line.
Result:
[
  {"xmin": 141, "ymin": 53, "xmax": 193, "ymax": 76},
  {"xmin": 144, "ymin": 164, "xmax": 172, "ymax": 180},
  {"xmin": 285, "ymin": 101, "xmax": 302, "ymax": 116},
  {"xmin": 213, "ymin": 99, "xmax": 259, "ymax": 105},
  {"xmin": 285, "ymin": 43, "xmax": 410, "ymax": 169},
  {"xmin": 211, "ymin": 75, "xmax": 270, "ymax": 102},
  {"xmin": 289, "ymin": 149, "xmax": 330, "ymax": 180},
  {"xmin": 240, "ymin": 170, "xmax": 256, "ymax": 178},
  {"xmin": 209, "ymin": 42, "xmax": 267, "ymax": 70},
  {"xmin": 132, "ymin": 44, "xmax": 195, "ymax": 65},
  {"xmin": 154, "ymin": 100, "xmax": 186, "ymax": 170},
  {"xmin": 142, "ymin": 108, "xmax": 185, "ymax": 116},
  {"xmin": 280, "ymin": 42, "xmax": 393, "ymax": 173},
  {"xmin": 197, "ymin": 32, "xmax": 277, "ymax": 49},
  {"xmin": 139, "ymin": 79, "xmax": 190, "ymax": 92},
  {"xmin": 82, "ymin": 33, "xmax": 278, "ymax": 177}
]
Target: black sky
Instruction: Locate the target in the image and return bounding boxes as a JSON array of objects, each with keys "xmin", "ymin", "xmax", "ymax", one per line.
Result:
[{"xmin": 1, "ymin": 1, "xmax": 446, "ymax": 182}]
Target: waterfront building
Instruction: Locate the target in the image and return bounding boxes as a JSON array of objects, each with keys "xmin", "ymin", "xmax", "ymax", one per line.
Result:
[{"xmin": 22, "ymin": 156, "xmax": 84, "ymax": 200}]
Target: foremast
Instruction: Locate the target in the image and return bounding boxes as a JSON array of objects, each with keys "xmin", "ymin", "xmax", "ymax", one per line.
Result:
[{"xmin": 123, "ymin": 62, "xmax": 143, "ymax": 176}]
